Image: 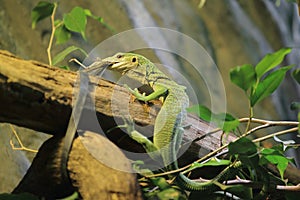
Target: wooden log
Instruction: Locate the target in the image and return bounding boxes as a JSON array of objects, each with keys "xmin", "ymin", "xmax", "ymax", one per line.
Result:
[
  {"xmin": 13, "ymin": 132, "xmax": 143, "ymax": 199},
  {"xmin": 0, "ymin": 49, "xmax": 232, "ymax": 159},
  {"xmin": 0, "ymin": 49, "xmax": 232, "ymax": 198}
]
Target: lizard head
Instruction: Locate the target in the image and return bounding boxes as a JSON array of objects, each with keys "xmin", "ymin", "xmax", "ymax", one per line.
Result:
[{"xmin": 102, "ymin": 52, "xmax": 147, "ymax": 74}]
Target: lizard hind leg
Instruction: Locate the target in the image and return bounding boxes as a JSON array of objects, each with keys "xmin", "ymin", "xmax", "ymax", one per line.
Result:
[{"xmin": 118, "ymin": 116, "xmax": 161, "ymax": 162}]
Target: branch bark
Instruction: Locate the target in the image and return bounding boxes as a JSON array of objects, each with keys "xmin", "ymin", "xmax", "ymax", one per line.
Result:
[{"xmin": 0, "ymin": 49, "xmax": 231, "ymax": 159}]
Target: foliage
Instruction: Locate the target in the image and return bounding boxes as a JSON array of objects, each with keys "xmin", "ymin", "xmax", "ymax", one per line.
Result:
[
  {"xmin": 181, "ymin": 48, "xmax": 299, "ymax": 199},
  {"xmin": 31, "ymin": 1, "xmax": 54, "ymax": 29},
  {"xmin": 31, "ymin": 1, "xmax": 113, "ymax": 66},
  {"xmin": 230, "ymin": 48, "xmax": 292, "ymax": 107},
  {"xmin": 187, "ymin": 105, "xmax": 240, "ymax": 132},
  {"xmin": 52, "ymin": 46, "xmax": 87, "ymax": 66},
  {"xmin": 292, "ymin": 69, "xmax": 300, "ymax": 84}
]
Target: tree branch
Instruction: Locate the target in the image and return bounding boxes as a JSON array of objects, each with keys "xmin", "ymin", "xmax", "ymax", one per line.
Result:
[
  {"xmin": 0, "ymin": 49, "xmax": 232, "ymax": 198},
  {"xmin": 0, "ymin": 49, "xmax": 232, "ymax": 160}
]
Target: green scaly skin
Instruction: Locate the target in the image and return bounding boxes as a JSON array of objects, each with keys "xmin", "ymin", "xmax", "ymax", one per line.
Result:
[{"xmin": 99, "ymin": 52, "xmax": 241, "ymax": 191}]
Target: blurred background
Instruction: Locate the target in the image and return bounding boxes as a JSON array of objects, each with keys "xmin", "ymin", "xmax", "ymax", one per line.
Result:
[{"xmin": 0, "ymin": 0, "xmax": 299, "ymax": 193}]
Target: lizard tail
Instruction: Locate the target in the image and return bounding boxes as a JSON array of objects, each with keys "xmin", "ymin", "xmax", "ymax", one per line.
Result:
[{"xmin": 175, "ymin": 161, "xmax": 242, "ymax": 191}]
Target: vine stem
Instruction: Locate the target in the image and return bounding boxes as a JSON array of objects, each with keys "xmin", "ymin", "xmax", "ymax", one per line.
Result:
[
  {"xmin": 47, "ymin": 2, "xmax": 58, "ymax": 66},
  {"xmin": 244, "ymin": 105, "xmax": 253, "ymax": 134}
]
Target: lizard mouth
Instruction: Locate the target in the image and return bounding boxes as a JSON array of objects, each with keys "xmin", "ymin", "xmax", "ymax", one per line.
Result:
[{"xmin": 108, "ymin": 61, "xmax": 130, "ymax": 71}]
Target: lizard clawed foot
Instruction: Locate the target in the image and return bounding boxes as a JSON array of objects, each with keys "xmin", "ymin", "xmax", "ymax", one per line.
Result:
[
  {"xmin": 124, "ymin": 85, "xmax": 152, "ymax": 112},
  {"xmin": 113, "ymin": 116, "xmax": 159, "ymax": 157},
  {"xmin": 124, "ymin": 84, "xmax": 148, "ymax": 102},
  {"xmin": 120, "ymin": 115, "xmax": 136, "ymax": 136}
]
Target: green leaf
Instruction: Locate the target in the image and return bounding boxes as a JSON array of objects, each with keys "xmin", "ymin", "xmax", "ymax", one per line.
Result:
[
  {"xmin": 187, "ymin": 105, "xmax": 239, "ymax": 132},
  {"xmin": 292, "ymin": 69, "xmax": 300, "ymax": 84},
  {"xmin": 255, "ymin": 48, "xmax": 291, "ymax": 79},
  {"xmin": 187, "ymin": 105, "xmax": 212, "ymax": 122},
  {"xmin": 83, "ymin": 9, "xmax": 93, "ymax": 17},
  {"xmin": 229, "ymin": 137, "xmax": 259, "ymax": 167},
  {"xmin": 260, "ymin": 148, "xmax": 292, "ymax": 180},
  {"xmin": 54, "ymin": 24, "xmax": 71, "ymax": 44},
  {"xmin": 150, "ymin": 177, "xmax": 170, "ymax": 190},
  {"xmin": 52, "ymin": 46, "xmax": 87, "ymax": 65},
  {"xmin": 84, "ymin": 9, "xmax": 105, "ymax": 25},
  {"xmin": 229, "ymin": 137, "xmax": 257, "ymax": 156},
  {"xmin": 251, "ymin": 66, "xmax": 293, "ymax": 106},
  {"xmin": 290, "ymin": 102, "xmax": 300, "ymax": 110},
  {"xmin": 230, "ymin": 64, "xmax": 256, "ymax": 91},
  {"xmin": 31, "ymin": 1, "xmax": 55, "ymax": 29},
  {"xmin": 63, "ymin": 6, "xmax": 87, "ymax": 39},
  {"xmin": 58, "ymin": 65, "xmax": 70, "ymax": 70},
  {"xmin": 84, "ymin": 9, "xmax": 115, "ymax": 33},
  {"xmin": 215, "ymin": 113, "xmax": 240, "ymax": 132}
]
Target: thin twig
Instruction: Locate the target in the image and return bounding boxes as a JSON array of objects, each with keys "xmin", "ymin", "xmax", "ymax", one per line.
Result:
[
  {"xmin": 221, "ymin": 178, "xmax": 300, "ymax": 192},
  {"xmin": 244, "ymin": 123, "xmax": 270, "ymax": 137},
  {"xmin": 244, "ymin": 106, "xmax": 253, "ymax": 135},
  {"xmin": 192, "ymin": 127, "xmax": 222, "ymax": 143},
  {"xmin": 253, "ymin": 127, "xmax": 299, "ymax": 143},
  {"xmin": 276, "ymin": 183, "xmax": 300, "ymax": 192},
  {"xmin": 47, "ymin": 2, "xmax": 58, "ymax": 66},
  {"xmin": 145, "ymin": 145, "xmax": 229, "ymax": 178},
  {"xmin": 9, "ymin": 124, "xmax": 38, "ymax": 153},
  {"xmin": 69, "ymin": 58, "xmax": 87, "ymax": 68},
  {"xmin": 239, "ymin": 117, "xmax": 299, "ymax": 126}
]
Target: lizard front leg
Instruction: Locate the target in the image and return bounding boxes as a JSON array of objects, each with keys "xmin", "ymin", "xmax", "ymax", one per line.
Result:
[
  {"xmin": 124, "ymin": 84, "xmax": 167, "ymax": 102},
  {"xmin": 121, "ymin": 84, "xmax": 167, "ymax": 162}
]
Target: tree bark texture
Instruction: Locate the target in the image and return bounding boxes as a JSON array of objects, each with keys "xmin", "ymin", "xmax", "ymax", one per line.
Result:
[{"xmin": 0, "ymin": 49, "xmax": 232, "ymax": 159}]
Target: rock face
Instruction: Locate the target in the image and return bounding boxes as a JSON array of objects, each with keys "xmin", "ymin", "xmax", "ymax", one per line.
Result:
[{"xmin": 0, "ymin": 0, "xmax": 299, "ymax": 193}]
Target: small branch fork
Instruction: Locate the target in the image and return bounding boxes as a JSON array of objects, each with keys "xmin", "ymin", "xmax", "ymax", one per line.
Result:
[
  {"xmin": 46, "ymin": 3, "xmax": 57, "ymax": 66},
  {"xmin": 9, "ymin": 124, "xmax": 38, "ymax": 153},
  {"xmin": 47, "ymin": 2, "xmax": 63, "ymax": 66},
  {"xmin": 224, "ymin": 178, "xmax": 300, "ymax": 192}
]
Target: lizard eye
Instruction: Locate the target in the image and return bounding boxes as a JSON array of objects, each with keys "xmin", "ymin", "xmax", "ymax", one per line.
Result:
[{"xmin": 132, "ymin": 57, "xmax": 137, "ymax": 62}]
